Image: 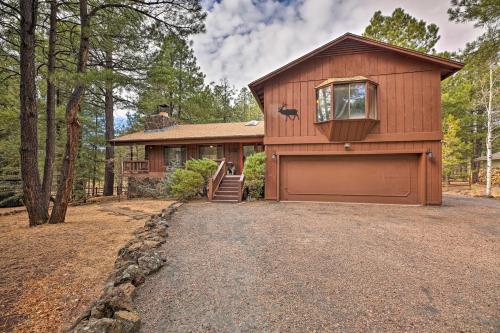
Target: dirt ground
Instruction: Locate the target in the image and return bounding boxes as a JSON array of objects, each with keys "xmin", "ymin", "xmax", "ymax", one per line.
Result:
[
  {"xmin": 135, "ymin": 194, "xmax": 499, "ymax": 332},
  {"xmin": 443, "ymin": 183, "xmax": 500, "ymax": 198},
  {"xmin": 0, "ymin": 198, "xmax": 173, "ymax": 333}
]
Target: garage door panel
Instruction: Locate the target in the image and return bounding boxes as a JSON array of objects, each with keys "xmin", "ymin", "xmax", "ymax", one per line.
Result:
[{"xmin": 280, "ymin": 154, "xmax": 419, "ymax": 204}]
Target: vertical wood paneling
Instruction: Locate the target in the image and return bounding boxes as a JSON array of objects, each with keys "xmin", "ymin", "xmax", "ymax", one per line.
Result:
[
  {"xmin": 300, "ymin": 81, "xmax": 308, "ymax": 136},
  {"xmin": 148, "ymin": 146, "xmax": 164, "ymax": 172},
  {"xmin": 431, "ymin": 71, "xmax": 441, "ymax": 132},
  {"xmin": 293, "ymin": 81, "xmax": 301, "ymax": 136},
  {"xmin": 261, "ymin": 49, "xmax": 445, "ymax": 204},
  {"xmin": 422, "ymin": 71, "xmax": 432, "ymax": 132},
  {"xmin": 404, "ymin": 72, "xmax": 414, "ymax": 133},
  {"xmin": 378, "ymin": 75, "xmax": 387, "ymax": 133},
  {"xmin": 395, "ymin": 73, "xmax": 405, "ymax": 133},
  {"xmin": 307, "ymin": 81, "xmax": 316, "ymax": 136},
  {"xmin": 285, "ymin": 82, "xmax": 293, "ymax": 137},
  {"xmin": 413, "ymin": 72, "xmax": 423, "ymax": 132},
  {"xmin": 387, "ymin": 74, "xmax": 396, "ymax": 133}
]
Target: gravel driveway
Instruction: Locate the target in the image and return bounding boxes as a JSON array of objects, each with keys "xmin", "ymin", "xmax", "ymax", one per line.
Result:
[{"xmin": 135, "ymin": 195, "xmax": 499, "ymax": 332}]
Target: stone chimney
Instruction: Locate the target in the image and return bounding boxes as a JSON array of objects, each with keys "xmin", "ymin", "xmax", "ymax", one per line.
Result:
[{"xmin": 144, "ymin": 111, "xmax": 177, "ymax": 131}]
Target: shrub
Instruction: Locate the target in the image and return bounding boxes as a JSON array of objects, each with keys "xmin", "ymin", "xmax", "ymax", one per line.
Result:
[
  {"xmin": 185, "ymin": 158, "xmax": 218, "ymax": 181},
  {"xmin": 243, "ymin": 152, "xmax": 266, "ymax": 199},
  {"xmin": 168, "ymin": 169, "xmax": 205, "ymax": 201}
]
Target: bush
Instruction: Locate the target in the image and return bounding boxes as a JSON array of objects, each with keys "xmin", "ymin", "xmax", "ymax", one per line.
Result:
[
  {"xmin": 243, "ymin": 152, "xmax": 266, "ymax": 199},
  {"xmin": 128, "ymin": 177, "xmax": 164, "ymax": 199},
  {"xmin": 185, "ymin": 158, "xmax": 218, "ymax": 181},
  {"xmin": 168, "ymin": 169, "xmax": 205, "ymax": 201}
]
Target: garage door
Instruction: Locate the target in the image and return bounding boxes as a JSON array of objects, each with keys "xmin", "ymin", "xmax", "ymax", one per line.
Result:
[{"xmin": 279, "ymin": 154, "xmax": 420, "ymax": 204}]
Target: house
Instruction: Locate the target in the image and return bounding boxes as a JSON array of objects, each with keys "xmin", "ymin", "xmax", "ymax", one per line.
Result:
[
  {"xmin": 474, "ymin": 152, "xmax": 500, "ymax": 169},
  {"xmin": 113, "ymin": 33, "xmax": 463, "ymax": 205},
  {"xmin": 248, "ymin": 33, "xmax": 463, "ymax": 205},
  {"xmin": 112, "ymin": 119, "xmax": 264, "ymax": 178}
]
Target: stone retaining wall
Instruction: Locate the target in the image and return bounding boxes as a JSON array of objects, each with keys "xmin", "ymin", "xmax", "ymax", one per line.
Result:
[{"xmin": 66, "ymin": 202, "xmax": 182, "ymax": 333}]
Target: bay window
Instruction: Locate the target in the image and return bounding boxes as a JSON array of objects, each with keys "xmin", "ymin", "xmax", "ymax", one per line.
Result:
[{"xmin": 315, "ymin": 78, "xmax": 377, "ymax": 122}]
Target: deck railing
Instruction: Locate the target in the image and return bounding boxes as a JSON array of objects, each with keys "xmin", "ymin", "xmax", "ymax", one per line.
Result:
[
  {"xmin": 237, "ymin": 173, "xmax": 245, "ymax": 202},
  {"xmin": 208, "ymin": 158, "xmax": 226, "ymax": 200},
  {"xmin": 123, "ymin": 160, "xmax": 149, "ymax": 174}
]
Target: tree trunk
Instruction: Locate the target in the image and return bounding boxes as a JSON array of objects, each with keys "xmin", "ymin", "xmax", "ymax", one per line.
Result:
[
  {"xmin": 485, "ymin": 64, "xmax": 493, "ymax": 197},
  {"xmin": 103, "ymin": 48, "xmax": 114, "ymax": 196},
  {"xmin": 49, "ymin": 0, "xmax": 89, "ymax": 224},
  {"xmin": 42, "ymin": 0, "xmax": 57, "ymax": 209},
  {"xmin": 19, "ymin": 0, "xmax": 48, "ymax": 226},
  {"xmin": 92, "ymin": 111, "xmax": 98, "ymax": 196}
]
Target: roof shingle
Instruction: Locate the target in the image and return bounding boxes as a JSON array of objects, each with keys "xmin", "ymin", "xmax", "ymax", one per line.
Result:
[{"xmin": 111, "ymin": 121, "xmax": 264, "ymax": 144}]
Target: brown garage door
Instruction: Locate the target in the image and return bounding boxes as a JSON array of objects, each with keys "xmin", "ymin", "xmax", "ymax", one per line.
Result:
[{"xmin": 279, "ymin": 154, "xmax": 420, "ymax": 204}]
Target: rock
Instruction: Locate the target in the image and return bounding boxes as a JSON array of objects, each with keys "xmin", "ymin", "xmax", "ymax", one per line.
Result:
[
  {"xmin": 115, "ymin": 264, "xmax": 145, "ymax": 286},
  {"xmin": 105, "ymin": 287, "xmax": 134, "ymax": 312},
  {"xmin": 143, "ymin": 240, "xmax": 161, "ymax": 249},
  {"xmin": 156, "ymin": 226, "xmax": 168, "ymax": 238},
  {"xmin": 117, "ymin": 282, "xmax": 136, "ymax": 299},
  {"xmin": 114, "ymin": 310, "xmax": 141, "ymax": 333},
  {"xmin": 127, "ymin": 241, "xmax": 143, "ymax": 252},
  {"xmin": 73, "ymin": 318, "xmax": 122, "ymax": 333},
  {"xmin": 89, "ymin": 287, "xmax": 134, "ymax": 320},
  {"xmin": 137, "ymin": 251, "xmax": 164, "ymax": 275},
  {"xmin": 114, "ymin": 258, "xmax": 135, "ymax": 271}
]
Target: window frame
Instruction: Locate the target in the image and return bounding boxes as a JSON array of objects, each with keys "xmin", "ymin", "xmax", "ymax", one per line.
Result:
[
  {"xmin": 164, "ymin": 145, "xmax": 187, "ymax": 168},
  {"xmin": 315, "ymin": 79, "xmax": 378, "ymax": 123},
  {"xmin": 198, "ymin": 144, "xmax": 224, "ymax": 161}
]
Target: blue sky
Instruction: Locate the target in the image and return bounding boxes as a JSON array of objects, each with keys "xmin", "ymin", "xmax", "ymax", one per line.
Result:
[{"xmin": 192, "ymin": 0, "xmax": 483, "ymax": 88}]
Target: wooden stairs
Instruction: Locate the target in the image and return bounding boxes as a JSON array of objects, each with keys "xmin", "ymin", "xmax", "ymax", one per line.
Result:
[
  {"xmin": 208, "ymin": 159, "xmax": 245, "ymax": 203},
  {"xmin": 212, "ymin": 175, "xmax": 242, "ymax": 203}
]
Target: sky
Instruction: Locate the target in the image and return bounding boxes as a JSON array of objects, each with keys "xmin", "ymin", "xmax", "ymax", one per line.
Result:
[{"xmin": 191, "ymin": 0, "xmax": 483, "ymax": 89}]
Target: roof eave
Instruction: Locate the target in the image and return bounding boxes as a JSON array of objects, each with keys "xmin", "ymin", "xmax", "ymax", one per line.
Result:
[
  {"xmin": 248, "ymin": 32, "xmax": 464, "ymax": 90},
  {"xmin": 110, "ymin": 133, "xmax": 265, "ymax": 145}
]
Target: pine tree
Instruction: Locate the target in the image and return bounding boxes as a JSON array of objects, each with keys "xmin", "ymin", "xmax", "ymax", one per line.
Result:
[{"xmin": 363, "ymin": 8, "xmax": 440, "ymax": 53}]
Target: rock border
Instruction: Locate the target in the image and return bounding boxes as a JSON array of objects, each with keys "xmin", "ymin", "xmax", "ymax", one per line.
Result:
[{"xmin": 66, "ymin": 201, "xmax": 183, "ymax": 333}]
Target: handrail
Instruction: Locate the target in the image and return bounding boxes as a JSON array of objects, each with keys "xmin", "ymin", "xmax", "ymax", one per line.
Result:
[
  {"xmin": 237, "ymin": 174, "xmax": 245, "ymax": 202},
  {"xmin": 208, "ymin": 158, "xmax": 226, "ymax": 200},
  {"xmin": 123, "ymin": 160, "xmax": 149, "ymax": 174}
]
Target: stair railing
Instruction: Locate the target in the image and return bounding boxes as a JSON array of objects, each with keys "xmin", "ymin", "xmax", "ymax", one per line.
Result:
[
  {"xmin": 208, "ymin": 158, "xmax": 226, "ymax": 201},
  {"xmin": 237, "ymin": 174, "xmax": 245, "ymax": 202}
]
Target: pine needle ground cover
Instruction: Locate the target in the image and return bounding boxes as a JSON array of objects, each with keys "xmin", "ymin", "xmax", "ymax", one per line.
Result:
[{"xmin": 0, "ymin": 199, "xmax": 173, "ymax": 333}]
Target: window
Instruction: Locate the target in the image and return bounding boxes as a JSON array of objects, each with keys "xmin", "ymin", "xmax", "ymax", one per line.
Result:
[
  {"xmin": 334, "ymin": 83, "xmax": 366, "ymax": 119},
  {"xmin": 368, "ymin": 83, "xmax": 377, "ymax": 119},
  {"xmin": 165, "ymin": 146, "xmax": 186, "ymax": 168},
  {"xmin": 199, "ymin": 145, "xmax": 224, "ymax": 160},
  {"xmin": 242, "ymin": 144, "xmax": 264, "ymax": 164},
  {"xmin": 315, "ymin": 80, "xmax": 377, "ymax": 121},
  {"xmin": 316, "ymin": 86, "xmax": 331, "ymax": 122}
]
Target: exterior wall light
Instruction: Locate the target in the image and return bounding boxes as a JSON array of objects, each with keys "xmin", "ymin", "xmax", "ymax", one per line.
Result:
[
  {"xmin": 272, "ymin": 152, "xmax": 277, "ymax": 159},
  {"xmin": 344, "ymin": 143, "xmax": 351, "ymax": 150},
  {"xmin": 426, "ymin": 150, "xmax": 433, "ymax": 158}
]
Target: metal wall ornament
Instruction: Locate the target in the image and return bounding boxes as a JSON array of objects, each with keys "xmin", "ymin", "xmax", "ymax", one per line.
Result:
[{"xmin": 278, "ymin": 104, "xmax": 299, "ymax": 120}]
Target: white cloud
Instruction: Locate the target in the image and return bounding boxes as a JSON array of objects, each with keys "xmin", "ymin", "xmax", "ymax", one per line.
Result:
[{"xmin": 192, "ymin": 0, "xmax": 483, "ymax": 89}]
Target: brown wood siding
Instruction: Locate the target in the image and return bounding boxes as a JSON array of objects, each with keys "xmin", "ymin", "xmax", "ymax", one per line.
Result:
[
  {"xmin": 261, "ymin": 49, "xmax": 443, "ymax": 205},
  {"xmin": 144, "ymin": 141, "xmax": 264, "ymax": 177},
  {"xmin": 224, "ymin": 143, "xmax": 241, "ymax": 174},
  {"xmin": 263, "ymin": 51, "xmax": 442, "ymax": 140},
  {"xmin": 147, "ymin": 146, "xmax": 164, "ymax": 173}
]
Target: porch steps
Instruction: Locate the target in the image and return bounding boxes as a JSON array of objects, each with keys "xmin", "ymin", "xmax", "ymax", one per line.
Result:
[{"xmin": 212, "ymin": 175, "xmax": 242, "ymax": 203}]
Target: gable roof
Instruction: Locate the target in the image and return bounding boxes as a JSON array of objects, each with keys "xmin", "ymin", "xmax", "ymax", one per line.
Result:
[
  {"xmin": 248, "ymin": 33, "xmax": 464, "ymax": 109},
  {"xmin": 111, "ymin": 121, "xmax": 264, "ymax": 145}
]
